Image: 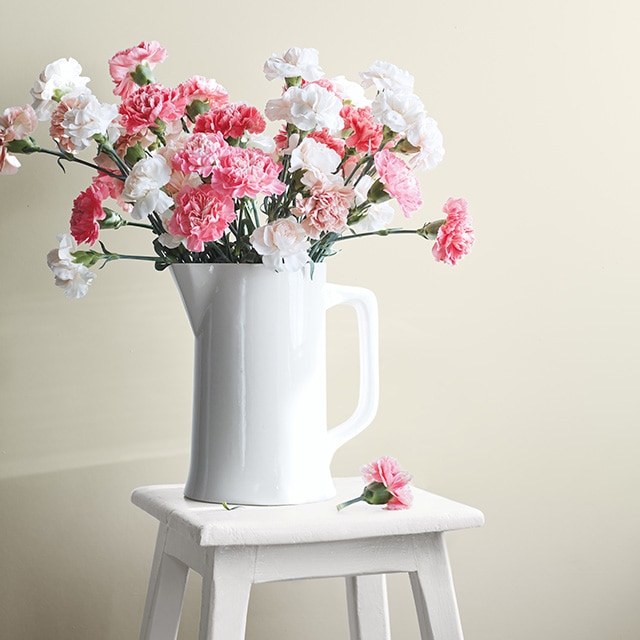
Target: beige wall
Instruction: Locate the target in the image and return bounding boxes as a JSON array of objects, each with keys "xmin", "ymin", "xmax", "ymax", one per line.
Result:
[{"xmin": 2, "ymin": 1, "xmax": 639, "ymax": 638}]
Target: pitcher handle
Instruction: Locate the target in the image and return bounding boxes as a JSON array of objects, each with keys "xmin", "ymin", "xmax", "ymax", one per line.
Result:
[{"xmin": 325, "ymin": 283, "xmax": 379, "ymax": 456}]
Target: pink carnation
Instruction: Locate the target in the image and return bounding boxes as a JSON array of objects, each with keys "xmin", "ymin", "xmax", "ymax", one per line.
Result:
[
  {"xmin": 373, "ymin": 149, "xmax": 422, "ymax": 217},
  {"xmin": 0, "ymin": 147, "xmax": 20, "ymax": 175},
  {"xmin": 167, "ymin": 184, "xmax": 236, "ymax": 252},
  {"xmin": 308, "ymin": 128, "xmax": 346, "ymax": 157},
  {"xmin": 194, "ymin": 103, "xmax": 266, "ymax": 140},
  {"xmin": 0, "ymin": 105, "xmax": 38, "ymax": 142},
  {"xmin": 179, "ymin": 75, "xmax": 229, "ymax": 109},
  {"xmin": 119, "ymin": 84, "xmax": 186, "ymax": 136},
  {"xmin": 0, "ymin": 105, "xmax": 38, "ymax": 175},
  {"xmin": 341, "ymin": 105, "xmax": 383, "ymax": 153},
  {"xmin": 273, "ymin": 125, "xmax": 289, "ymax": 152},
  {"xmin": 108, "ymin": 41, "xmax": 167, "ymax": 98},
  {"xmin": 49, "ymin": 93, "xmax": 83, "ymax": 153},
  {"xmin": 432, "ymin": 197, "xmax": 475, "ymax": 266},
  {"xmin": 69, "ymin": 181, "xmax": 110, "ymax": 246},
  {"xmin": 92, "ymin": 172, "xmax": 131, "ymax": 212},
  {"xmin": 172, "ymin": 132, "xmax": 227, "ymax": 178},
  {"xmin": 361, "ymin": 456, "xmax": 413, "ymax": 510},
  {"xmin": 209, "ymin": 147, "xmax": 285, "ymax": 199},
  {"xmin": 295, "ymin": 184, "xmax": 354, "ymax": 239}
]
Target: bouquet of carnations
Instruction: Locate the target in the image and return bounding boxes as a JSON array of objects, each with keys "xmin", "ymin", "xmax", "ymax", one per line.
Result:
[{"xmin": 0, "ymin": 43, "xmax": 474, "ymax": 298}]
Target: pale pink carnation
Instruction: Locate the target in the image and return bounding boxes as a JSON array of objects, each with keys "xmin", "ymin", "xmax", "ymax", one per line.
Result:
[
  {"xmin": 432, "ymin": 197, "xmax": 475, "ymax": 266},
  {"xmin": 108, "ymin": 41, "xmax": 167, "ymax": 98},
  {"xmin": 119, "ymin": 84, "xmax": 186, "ymax": 135},
  {"xmin": 250, "ymin": 217, "xmax": 310, "ymax": 272},
  {"xmin": 0, "ymin": 105, "xmax": 38, "ymax": 142},
  {"xmin": 373, "ymin": 149, "xmax": 422, "ymax": 217},
  {"xmin": 0, "ymin": 146, "xmax": 21, "ymax": 174},
  {"xmin": 167, "ymin": 184, "xmax": 236, "ymax": 252},
  {"xmin": 194, "ymin": 103, "xmax": 265, "ymax": 140},
  {"xmin": 179, "ymin": 75, "xmax": 229, "ymax": 109},
  {"xmin": 209, "ymin": 147, "xmax": 285, "ymax": 199},
  {"xmin": 361, "ymin": 456, "xmax": 413, "ymax": 510},
  {"xmin": 49, "ymin": 95, "xmax": 77, "ymax": 152},
  {"xmin": 341, "ymin": 104, "xmax": 383, "ymax": 153},
  {"xmin": 113, "ymin": 129, "xmax": 156, "ymax": 158},
  {"xmin": 172, "ymin": 132, "xmax": 227, "ymax": 178},
  {"xmin": 295, "ymin": 184, "xmax": 354, "ymax": 239},
  {"xmin": 69, "ymin": 181, "xmax": 110, "ymax": 246},
  {"xmin": 0, "ymin": 105, "xmax": 38, "ymax": 175}
]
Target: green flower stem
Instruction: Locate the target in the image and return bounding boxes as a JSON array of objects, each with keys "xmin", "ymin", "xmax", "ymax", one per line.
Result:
[
  {"xmin": 111, "ymin": 253, "xmax": 165, "ymax": 262},
  {"xmin": 71, "ymin": 248, "xmax": 170, "ymax": 268},
  {"xmin": 94, "ymin": 137, "xmax": 130, "ymax": 177},
  {"xmin": 124, "ymin": 221, "xmax": 154, "ymax": 230},
  {"xmin": 332, "ymin": 228, "xmax": 419, "ymax": 243},
  {"xmin": 34, "ymin": 146, "xmax": 126, "ymax": 181},
  {"xmin": 336, "ymin": 495, "xmax": 365, "ymax": 511}
]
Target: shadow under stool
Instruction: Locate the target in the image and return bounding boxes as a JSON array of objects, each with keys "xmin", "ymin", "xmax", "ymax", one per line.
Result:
[{"xmin": 132, "ymin": 477, "xmax": 484, "ymax": 640}]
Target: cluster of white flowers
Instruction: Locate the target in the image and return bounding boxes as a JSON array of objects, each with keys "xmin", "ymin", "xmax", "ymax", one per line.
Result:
[
  {"xmin": 31, "ymin": 57, "xmax": 119, "ymax": 153},
  {"xmin": 362, "ymin": 60, "xmax": 444, "ymax": 170}
]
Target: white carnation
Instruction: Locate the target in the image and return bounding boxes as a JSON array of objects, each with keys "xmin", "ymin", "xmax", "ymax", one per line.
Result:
[
  {"xmin": 265, "ymin": 84, "xmax": 343, "ymax": 132},
  {"xmin": 250, "ymin": 217, "xmax": 310, "ymax": 272},
  {"xmin": 353, "ymin": 174, "xmax": 375, "ymax": 205},
  {"xmin": 245, "ymin": 132, "xmax": 277, "ymax": 155},
  {"xmin": 46, "ymin": 234, "xmax": 95, "ymax": 299},
  {"xmin": 350, "ymin": 202, "xmax": 395, "ymax": 233},
  {"xmin": 62, "ymin": 92, "xmax": 119, "ymax": 151},
  {"xmin": 371, "ymin": 90, "xmax": 425, "ymax": 134},
  {"xmin": 123, "ymin": 155, "xmax": 173, "ymax": 220},
  {"xmin": 407, "ymin": 114, "xmax": 445, "ymax": 170},
  {"xmin": 330, "ymin": 75, "xmax": 371, "ymax": 108},
  {"xmin": 263, "ymin": 47, "xmax": 324, "ymax": 82},
  {"xmin": 31, "ymin": 58, "xmax": 90, "ymax": 121},
  {"xmin": 360, "ymin": 60, "xmax": 415, "ymax": 94},
  {"xmin": 290, "ymin": 137, "xmax": 341, "ymax": 179}
]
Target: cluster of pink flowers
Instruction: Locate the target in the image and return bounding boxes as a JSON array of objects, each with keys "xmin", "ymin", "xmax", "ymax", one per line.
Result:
[{"xmin": 0, "ymin": 42, "xmax": 474, "ymax": 298}]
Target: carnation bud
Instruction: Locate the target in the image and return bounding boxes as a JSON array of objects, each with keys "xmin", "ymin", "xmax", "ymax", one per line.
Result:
[
  {"xmin": 186, "ymin": 99, "xmax": 210, "ymax": 122},
  {"xmin": 124, "ymin": 142, "xmax": 146, "ymax": 166},
  {"xmin": 362, "ymin": 481, "xmax": 394, "ymax": 505},
  {"xmin": 367, "ymin": 179, "xmax": 391, "ymax": 204},
  {"xmin": 417, "ymin": 219, "xmax": 445, "ymax": 240},
  {"xmin": 71, "ymin": 250, "xmax": 103, "ymax": 267},
  {"xmin": 5, "ymin": 137, "xmax": 40, "ymax": 154},
  {"xmin": 393, "ymin": 138, "xmax": 420, "ymax": 154},
  {"xmin": 99, "ymin": 207, "xmax": 126, "ymax": 230},
  {"xmin": 129, "ymin": 63, "xmax": 156, "ymax": 87}
]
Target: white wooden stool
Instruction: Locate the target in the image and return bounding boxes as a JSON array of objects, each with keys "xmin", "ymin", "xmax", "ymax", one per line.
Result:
[{"xmin": 132, "ymin": 478, "xmax": 484, "ymax": 640}]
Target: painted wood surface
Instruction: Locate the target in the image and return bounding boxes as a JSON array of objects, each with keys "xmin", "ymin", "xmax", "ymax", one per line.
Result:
[{"xmin": 133, "ymin": 479, "xmax": 483, "ymax": 640}]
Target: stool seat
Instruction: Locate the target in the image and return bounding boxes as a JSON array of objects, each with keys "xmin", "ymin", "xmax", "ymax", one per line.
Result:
[{"xmin": 133, "ymin": 478, "xmax": 483, "ymax": 640}]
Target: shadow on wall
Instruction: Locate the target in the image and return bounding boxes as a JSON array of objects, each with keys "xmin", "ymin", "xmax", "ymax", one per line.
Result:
[{"xmin": 0, "ymin": 456, "xmax": 186, "ymax": 639}]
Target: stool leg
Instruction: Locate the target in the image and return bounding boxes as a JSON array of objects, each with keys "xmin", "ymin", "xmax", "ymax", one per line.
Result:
[
  {"xmin": 140, "ymin": 524, "xmax": 189, "ymax": 640},
  {"xmin": 409, "ymin": 533, "xmax": 464, "ymax": 640},
  {"xmin": 345, "ymin": 574, "xmax": 391, "ymax": 640},
  {"xmin": 198, "ymin": 546, "xmax": 256, "ymax": 640}
]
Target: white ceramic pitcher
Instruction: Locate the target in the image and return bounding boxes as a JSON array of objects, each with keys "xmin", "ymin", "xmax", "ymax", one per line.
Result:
[{"xmin": 171, "ymin": 262, "xmax": 379, "ymax": 505}]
